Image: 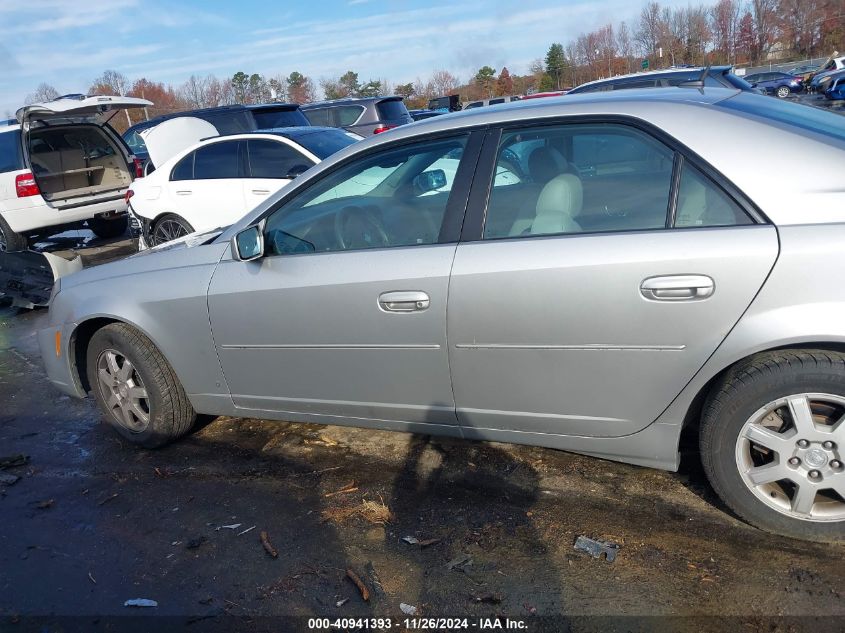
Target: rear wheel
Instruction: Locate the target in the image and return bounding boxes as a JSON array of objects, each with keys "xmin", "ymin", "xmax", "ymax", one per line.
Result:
[
  {"xmin": 152, "ymin": 214, "xmax": 194, "ymax": 246},
  {"xmin": 701, "ymin": 350, "xmax": 845, "ymax": 542},
  {"xmin": 776, "ymin": 85, "xmax": 791, "ymax": 98},
  {"xmin": 89, "ymin": 215, "xmax": 128, "ymax": 239},
  {"xmin": 87, "ymin": 322, "xmax": 197, "ymax": 448},
  {"xmin": 0, "ymin": 215, "xmax": 29, "ymax": 252}
]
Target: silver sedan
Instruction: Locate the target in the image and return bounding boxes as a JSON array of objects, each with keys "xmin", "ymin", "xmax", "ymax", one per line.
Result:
[{"xmin": 39, "ymin": 88, "xmax": 845, "ymax": 542}]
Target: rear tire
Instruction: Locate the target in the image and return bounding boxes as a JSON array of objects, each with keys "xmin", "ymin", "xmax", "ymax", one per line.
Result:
[
  {"xmin": 89, "ymin": 215, "xmax": 128, "ymax": 239},
  {"xmin": 0, "ymin": 215, "xmax": 29, "ymax": 252},
  {"xmin": 87, "ymin": 322, "xmax": 197, "ymax": 448},
  {"xmin": 701, "ymin": 350, "xmax": 845, "ymax": 543},
  {"xmin": 776, "ymin": 85, "xmax": 791, "ymax": 98},
  {"xmin": 152, "ymin": 214, "xmax": 194, "ymax": 246}
]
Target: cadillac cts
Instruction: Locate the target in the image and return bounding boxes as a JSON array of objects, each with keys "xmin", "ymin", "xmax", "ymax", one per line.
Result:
[{"xmin": 39, "ymin": 89, "xmax": 845, "ymax": 542}]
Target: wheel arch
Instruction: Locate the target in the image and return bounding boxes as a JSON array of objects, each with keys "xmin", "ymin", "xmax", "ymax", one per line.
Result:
[{"xmin": 680, "ymin": 340, "xmax": 845, "ymax": 440}]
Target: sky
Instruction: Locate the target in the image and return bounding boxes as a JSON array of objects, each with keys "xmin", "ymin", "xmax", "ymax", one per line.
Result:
[{"xmin": 0, "ymin": 0, "xmax": 690, "ymax": 117}]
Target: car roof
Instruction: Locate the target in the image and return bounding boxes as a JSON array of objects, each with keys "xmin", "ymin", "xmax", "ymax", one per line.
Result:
[
  {"xmin": 573, "ymin": 65, "xmax": 731, "ymax": 90},
  {"xmin": 300, "ymin": 96, "xmax": 402, "ymax": 108},
  {"xmin": 124, "ymin": 102, "xmax": 302, "ymax": 133}
]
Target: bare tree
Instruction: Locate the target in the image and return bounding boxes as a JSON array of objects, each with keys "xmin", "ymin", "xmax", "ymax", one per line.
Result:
[
  {"xmin": 617, "ymin": 21, "xmax": 635, "ymax": 73},
  {"xmin": 636, "ymin": 1, "xmax": 663, "ymax": 60},
  {"xmin": 431, "ymin": 70, "xmax": 460, "ymax": 96},
  {"xmin": 180, "ymin": 75, "xmax": 210, "ymax": 108},
  {"xmin": 710, "ymin": 0, "xmax": 742, "ymax": 64},
  {"xmin": 25, "ymin": 83, "xmax": 60, "ymax": 104},
  {"xmin": 751, "ymin": 0, "xmax": 778, "ymax": 62}
]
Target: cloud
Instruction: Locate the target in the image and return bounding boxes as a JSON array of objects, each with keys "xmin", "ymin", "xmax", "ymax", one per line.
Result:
[{"xmin": 348, "ymin": 0, "xmax": 373, "ymax": 4}]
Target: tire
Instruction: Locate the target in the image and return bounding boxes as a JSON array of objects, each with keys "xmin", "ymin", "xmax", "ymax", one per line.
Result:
[
  {"xmin": 89, "ymin": 215, "xmax": 128, "ymax": 239},
  {"xmin": 86, "ymin": 322, "xmax": 196, "ymax": 448},
  {"xmin": 152, "ymin": 214, "xmax": 194, "ymax": 246},
  {"xmin": 701, "ymin": 350, "xmax": 845, "ymax": 543},
  {"xmin": 776, "ymin": 85, "xmax": 791, "ymax": 98},
  {"xmin": 0, "ymin": 215, "xmax": 29, "ymax": 252}
]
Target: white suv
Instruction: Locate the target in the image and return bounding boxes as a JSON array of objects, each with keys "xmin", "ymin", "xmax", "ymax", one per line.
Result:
[{"xmin": 0, "ymin": 94, "xmax": 151, "ymax": 251}]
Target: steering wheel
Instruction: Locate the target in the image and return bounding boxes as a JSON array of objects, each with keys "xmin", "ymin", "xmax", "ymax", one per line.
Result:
[
  {"xmin": 498, "ymin": 148, "xmax": 524, "ymax": 180},
  {"xmin": 334, "ymin": 205, "xmax": 391, "ymax": 250}
]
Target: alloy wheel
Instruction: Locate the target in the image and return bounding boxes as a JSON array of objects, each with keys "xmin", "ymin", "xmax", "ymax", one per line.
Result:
[
  {"xmin": 735, "ymin": 393, "xmax": 845, "ymax": 522},
  {"xmin": 777, "ymin": 86, "xmax": 790, "ymax": 98},
  {"xmin": 152, "ymin": 218, "xmax": 190, "ymax": 245},
  {"xmin": 0, "ymin": 225, "xmax": 7, "ymax": 252},
  {"xmin": 96, "ymin": 349, "xmax": 151, "ymax": 433}
]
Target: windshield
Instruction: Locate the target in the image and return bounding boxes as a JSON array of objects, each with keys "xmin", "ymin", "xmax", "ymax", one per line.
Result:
[
  {"xmin": 289, "ymin": 129, "xmax": 360, "ymax": 159},
  {"xmin": 718, "ymin": 94, "xmax": 845, "ymax": 144},
  {"xmin": 721, "ymin": 71, "xmax": 756, "ymax": 91}
]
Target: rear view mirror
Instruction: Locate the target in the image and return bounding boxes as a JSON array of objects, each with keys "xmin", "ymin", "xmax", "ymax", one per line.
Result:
[
  {"xmin": 232, "ymin": 224, "xmax": 264, "ymax": 261},
  {"xmin": 414, "ymin": 169, "xmax": 447, "ymax": 194}
]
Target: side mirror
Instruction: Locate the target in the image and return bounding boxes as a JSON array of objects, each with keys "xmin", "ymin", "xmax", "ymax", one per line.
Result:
[
  {"xmin": 285, "ymin": 163, "xmax": 312, "ymax": 179},
  {"xmin": 232, "ymin": 223, "xmax": 265, "ymax": 261},
  {"xmin": 414, "ymin": 169, "xmax": 447, "ymax": 194}
]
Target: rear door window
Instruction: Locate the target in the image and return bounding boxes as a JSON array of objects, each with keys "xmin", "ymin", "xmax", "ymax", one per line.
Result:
[
  {"xmin": 335, "ymin": 106, "xmax": 365, "ymax": 127},
  {"xmin": 303, "ymin": 108, "xmax": 331, "ymax": 126},
  {"xmin": 0, "ymin": 130, "xmax": 23, "ymax": 173},
  {"xmin": 247, "ymin": 139, "xmax": 312, "ymax": 178},
  {"xmin": 192, "ymin": 140, "xmax": 242, "ymax": 180}
]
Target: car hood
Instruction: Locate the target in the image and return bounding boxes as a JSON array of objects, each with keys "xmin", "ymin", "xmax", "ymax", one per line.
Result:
[
  {"xmin": 17, "ymin": 95, "xmax": 152, "ymax": 126},
  {"xmin": 140, "ymin": 117, "xmax": 219, "ymax": 167}
]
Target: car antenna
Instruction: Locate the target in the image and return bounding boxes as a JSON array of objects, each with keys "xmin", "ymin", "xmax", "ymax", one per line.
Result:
[{"xmin": 679, "ymin": 64, "xmax": 710, "ymax": 93}]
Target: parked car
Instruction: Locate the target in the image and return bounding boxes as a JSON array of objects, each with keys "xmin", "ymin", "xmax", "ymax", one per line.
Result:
[
  {"xmin": 300, "ymin": 96, "xmax": 412, "ymax": 136},
  {"xmin": 0, "ymin": 94, "xmax": 150, "ymax": 252},
  {"xmin": 744, "ymin": 71, "xmax": 804, "ymax": 98},
  {"xmin": 427, "ymin": 95, "xmax": 462, "ymax": 112},
  {"xmin": 824, "ymin": 72, "xmax": 845, "ymax": 100},
  {"xmin": 788, "ymin": 64, "xmax": 821, "ymax": 81},
  {"xmin": 810, "ymin": 57, "xmax": 845, "ymax": 92},
  {"xmin": 567, "ymin": 65, "xmax": 758, "ymax": 94},
  {"xmin": 463, "ymin": 96, "xmax": 521, "ymax": 109},
  {"xmin": 128, "ymin": 124, "xmax": 361, "ymax": 246},
  {"xmin": 408, "ymin": 109, "xmax": 446, "ymax": 121},
  {"xmin": 123, "ymin": 102, "xmax": 310, "ymax": 171},
  {"xmin": 40, "ymin": 88, "xmax": 845, "ymax": 543}
]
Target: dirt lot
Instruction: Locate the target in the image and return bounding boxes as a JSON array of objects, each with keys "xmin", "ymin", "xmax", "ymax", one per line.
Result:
[{"xmin": 0, "ymin": 234, "xmax": 843, "ymax": 632}]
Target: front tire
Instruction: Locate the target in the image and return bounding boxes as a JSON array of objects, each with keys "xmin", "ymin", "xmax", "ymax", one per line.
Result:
[
  {"xmin": 87, "ymin": 323, "xmax": 197, "ymax": 448},
  {"xmin": 701, "ymin": 350, "xmax": 845, "ymax": 542},
  {"xmin": 0, "ymin": 215, "xmax": 29, "ymax": 252},
  {"xmin": 89, "ymin": 215, "xmax": 128, "ymax": 239}
]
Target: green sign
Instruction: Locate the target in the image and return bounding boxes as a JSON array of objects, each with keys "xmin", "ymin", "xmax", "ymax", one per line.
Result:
[{"xmin": 642, "ymin": 59, "xmax": 649, "ymax": 70}]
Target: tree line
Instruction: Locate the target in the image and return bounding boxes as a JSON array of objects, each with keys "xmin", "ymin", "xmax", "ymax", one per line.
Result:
[{"xmin": 21, "ymin": 0, "xmax": 844, "ymax": 130}]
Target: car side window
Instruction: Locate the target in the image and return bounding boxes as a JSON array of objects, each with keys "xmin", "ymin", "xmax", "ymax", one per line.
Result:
[
  {"xmin": 335, "ymin": 106, "xmax": 364, "ymax": 126},
  {"xmin": 0, "ymin": 131, "xmax": 23, "ymax": 173},
  {"xmin": 303, "ymin": 108, "xmax": 330, "ymax": 126},
  {"xmin": 674, "ymin": 162, "xmax": 753, "ymax": 228},
  {"xmin": 263, "ymin": 135, "xmax": 468, "ymax": 256},
  {"xmin": 247, "ymin": 139, "xmax": 312, "ymax": 179},
  {"xmin": 171, "ymin": 152, "xmax": 194, "ymax": 181},
  {"xmin": 193, "ymin": 140, "xmax": 242, "ymax": 180},
  {"xmin": 483, "ymin": 124, "xmax": 674, "ymax": 239}
]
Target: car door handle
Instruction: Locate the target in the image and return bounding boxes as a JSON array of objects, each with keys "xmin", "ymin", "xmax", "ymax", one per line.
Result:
[
  {"xmin": 378, "ymin": 291, "xmax": 430, "ymax": 312},
  {"xmin": 251, "ymin": 189, "xmax": 271, "ymax": 195},
  {"xmin": 640, "ymin": 275, "xmax": 714, "ymax": 301},
  {"xmin": 175, "ymin": 190, "xmax": 192, "ymax": 196}
]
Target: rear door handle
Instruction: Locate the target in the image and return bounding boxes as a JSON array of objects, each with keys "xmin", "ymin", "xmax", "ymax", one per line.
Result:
[
  {"xmin": 175, "ymin": 190, "xmax": 192, "ymax": 196},
  {"xmin": 379, "ymin": 291, "xmax": 430, "ymax": 312},
  {"xmin": 640, "ymin": 275, "xmax": 714, "ymax": 301},
  {"xmin": 251, "ymin": 189, "xmax": 271, "ymax": 195}
]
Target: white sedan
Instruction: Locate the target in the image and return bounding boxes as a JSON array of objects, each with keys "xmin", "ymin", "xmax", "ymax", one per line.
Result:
[{"xmin": 128, "ymin": 123, "xmax": 361, "ymax": 247}]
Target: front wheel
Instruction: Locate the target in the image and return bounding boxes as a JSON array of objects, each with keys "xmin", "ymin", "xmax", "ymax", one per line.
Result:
[
  {"xmin": 701, "ymin": 350, "xmax": 845, "ymax": 542},
  {"xmin": 87, "ymin": 322, "xmax": 197, "ymax": 448},
  {"xmin": 776, "ymin": 85, "xmax": 791, "ymax": 98}
]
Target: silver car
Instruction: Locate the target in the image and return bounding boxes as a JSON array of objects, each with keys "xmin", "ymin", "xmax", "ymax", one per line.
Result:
[{"xmin": 39, "ymin": 88, "xmax": 845, "ymax": 542}]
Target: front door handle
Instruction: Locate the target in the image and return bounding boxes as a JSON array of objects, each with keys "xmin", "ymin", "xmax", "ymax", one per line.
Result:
[
  {"xmin": 640, "ymin": 275, "xmax": 714, "ymax": 301},
  {"xmin": 379, "ymin": 291, "xmax": 430, "ymax": 312},
  {"xmin": 251, "ymin": 189, "xmax": 271, "ymax": 195},
  {"xmin": 175, "ymin": 190, "xmax": 192, "ymax": 196}
]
